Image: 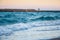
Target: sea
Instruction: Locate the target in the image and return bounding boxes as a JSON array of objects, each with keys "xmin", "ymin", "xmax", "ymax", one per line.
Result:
[{"xmin": 0, "ymin": 12, "xmax": 60, "ymax": 40}]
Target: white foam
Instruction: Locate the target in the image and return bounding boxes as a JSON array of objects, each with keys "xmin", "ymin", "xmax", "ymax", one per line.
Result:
[{"xmin": 0, "ymin": 20, "xmax": 60, "ymax": 40}]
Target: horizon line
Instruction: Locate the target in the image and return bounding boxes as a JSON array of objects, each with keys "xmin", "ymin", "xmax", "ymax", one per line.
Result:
[{"xmin": 0, "ymin": 8, "xmax": 60, "ymax": 11}]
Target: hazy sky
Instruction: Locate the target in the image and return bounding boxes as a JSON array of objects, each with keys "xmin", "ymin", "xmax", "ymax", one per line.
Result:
[{"xmin": 0, "ymin": 0, "xmax": 60, "ymax": 10}]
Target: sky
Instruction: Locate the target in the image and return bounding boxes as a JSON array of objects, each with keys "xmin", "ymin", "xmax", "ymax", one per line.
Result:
[{"xmin": 0, "ymin": 0, "xmax": 60, "ymax": 10}]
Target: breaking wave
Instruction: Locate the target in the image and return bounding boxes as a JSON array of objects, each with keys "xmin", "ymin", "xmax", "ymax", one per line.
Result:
[
  {"xmin": 0, "ymin": 12, "xmax": 60, "ymax": 25},
  {"xmin": 0, "ymin": 12, "xmax": 60, "ymax": 36}
]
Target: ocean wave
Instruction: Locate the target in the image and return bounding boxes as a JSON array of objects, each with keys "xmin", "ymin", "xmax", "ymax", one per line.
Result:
[
  {"xmin": 30, "ymin": 16, "xmax": 60, "ymax": 21},
  {"xmin": 0, "ymin": 12, "xmax": 60, "ymax": 25},
  {"xmin": 0, "ymin": 12, "xmax": 60, "ymax": 36},
  {"xmin": 0, "ymin": 20, "xmax": 60, "ymax": 36},
  {"xmin": 0, "ymin": 12, "xmax": 60, "ymax": 40}
]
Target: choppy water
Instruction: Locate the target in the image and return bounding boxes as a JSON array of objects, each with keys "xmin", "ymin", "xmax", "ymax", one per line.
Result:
[
  {"xmin": 0, "ymin": 12, "xmax": 60, "ymax": 25},
  {"xmin": 0, "ymin": 12, "xmax": 60, "ymax": 40}
]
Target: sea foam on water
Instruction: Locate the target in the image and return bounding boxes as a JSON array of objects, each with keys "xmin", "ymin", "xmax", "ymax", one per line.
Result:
[{"xmin": 0, "ymin": 12, "xmax": 60, "ymax": 40}]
